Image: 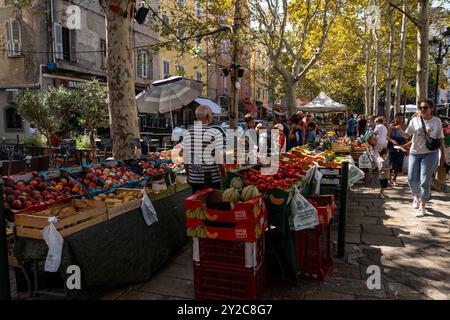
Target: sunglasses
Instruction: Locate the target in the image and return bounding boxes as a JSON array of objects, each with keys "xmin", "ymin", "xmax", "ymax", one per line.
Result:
[{"xmin": 419, "ymin": 106, "xmax": 430, "ymax": 110}]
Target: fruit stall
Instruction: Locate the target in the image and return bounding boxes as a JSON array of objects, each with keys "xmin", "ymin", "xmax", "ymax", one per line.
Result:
[
  {"xmin": 3, "ymin": 152, "xmax": 191, "ymax": 298},
  {"xmin": 183, "ymin": 145, "xmax": 361, "ymax": 300}
]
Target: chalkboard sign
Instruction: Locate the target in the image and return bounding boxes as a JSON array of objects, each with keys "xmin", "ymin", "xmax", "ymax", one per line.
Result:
[
  {"xmin": 129, "ymin": 138, "xmax": 141, "ymax": 149},
  {"xmin": 0, "ymin": 143, "xmax": 25, "ymax": 160},
  {"xmin": 101, "ymin": 137, "xmax": 112, "ymax": 150},
  {"xmin": 59, "ymin": 139, "xmax": 76, "ymax": 155}
]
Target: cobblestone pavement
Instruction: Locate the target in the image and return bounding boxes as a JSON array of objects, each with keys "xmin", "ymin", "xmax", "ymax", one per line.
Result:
[{"xmin": 102, "ymin": 175, "xmax": 449, "ymax": 300}]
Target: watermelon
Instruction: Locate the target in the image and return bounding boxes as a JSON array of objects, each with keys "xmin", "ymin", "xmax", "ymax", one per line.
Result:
[
  {"xmin": 222, "ymin": 188, "xmax": 240, "ymax": 203},
  {"xmin": 241, "ymin": 185, "xmax": 260, "ymax": 202}
]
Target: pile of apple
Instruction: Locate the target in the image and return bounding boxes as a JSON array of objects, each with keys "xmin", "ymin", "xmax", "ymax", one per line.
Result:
[
  {"xmin": 5, "ymin": 177, "xmax": 66, "ymax": 209},
  {"xmin": 145, "ymin": 152, "xmax": 170, "ymax": 161},
  {"xmin": 138, "ymin": 160, "xmax": 165, "ymax": 176},
  {"xmin": 3, "ymin": 187, "xmax": 35, "ymax": 211},
  {"xmin": 90, "ymin": 166, "xmax": 125, "ymax": 186},
  {"xmin": 109, "ymin": 165, "xmax": 142, "ymax": 182}
]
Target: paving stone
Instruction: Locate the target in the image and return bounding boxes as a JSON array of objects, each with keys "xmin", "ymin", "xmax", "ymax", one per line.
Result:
[
  {"xmin": 344, "ymin": 232, "xmax": 361, "ymax": 244},
  {"xmin": 361, "ymin": 234, "xmax": 404, "ymax": 247},
  {"xmin": 157, "ymin": 262, "xmax": 194, "ymax": 281},
  {"xmin": 361, "ymin": 224, "xmax": 395, "ymax": 236},
  {"xmin": 365, "ymin": 210, "xmax": 389, "ymax": 217},
  {"xmin": 318, "ymin": 278, "xmax": 387, "ymax": 298},
  {"xmin": 329, "ymin": 263, "xmax": 361, "ymax": 280},
  {"xmin": 348, "ymin": 209, "xmax": 366, "ymax": 216},
  {"xmin": 303, "ymin": 290, "xmax": 356, "ymax": 300},
  {"xmin": 119, "ymin": 290, "xmax": 173, "ymax": 300},
  {"xmin": 385, "ymin": 282, "xmax": 429, "ymax": 300},
  {"xmin": 139, "ymin": 276, "xmax": 194, "ymax": 299},
  {"xmin": 100, "ymin": 287, "xmax": 130, "ymax": 300},
  {"xmin": 345, "ymin": 224, "xmax": 362, "ymax": 233},
  {"xmin": 347, "ymin": 216, "xmax": 379, "ymax": 225}
]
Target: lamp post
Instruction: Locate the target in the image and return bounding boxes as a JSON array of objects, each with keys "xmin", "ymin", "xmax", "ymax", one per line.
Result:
[{"xmin": 429, "ymin": 27, "xmax": 450, "ymax": 115}]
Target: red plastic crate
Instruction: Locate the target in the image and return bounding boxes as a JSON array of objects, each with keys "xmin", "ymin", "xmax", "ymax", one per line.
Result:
[
  {"xmin": 193, "ymin": 261, "xmax": 266, "ymax": 300},
  {"xmin": 194, "ymin": 235, "xmax": 265, "ymax": 270},
  {"xmin": 305, "ymin": 194, "xmax": 335, "ymax": 225},
  {"xmin": 294, "ymin": 223, "xmax": 333, "ymax": 281}
]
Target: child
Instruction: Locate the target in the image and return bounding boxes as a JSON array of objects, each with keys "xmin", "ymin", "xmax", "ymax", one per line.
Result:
[{"xmin": 378, "ymin": 148, "xmax": 391, "ymax": 199}]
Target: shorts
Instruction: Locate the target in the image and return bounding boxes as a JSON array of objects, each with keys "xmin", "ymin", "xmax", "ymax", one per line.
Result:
[
  {"xmin": 389, "ymin": 152, "xmax": 405, "ymax": 173},
  {"xmin": 379, "ymin": 179, "xmax": 389, "ymax": 188}
]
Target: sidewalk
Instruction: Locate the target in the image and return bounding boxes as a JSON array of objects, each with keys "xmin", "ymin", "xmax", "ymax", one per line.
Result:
[{"xmin": 103, "ymin": 176, "xmax": 450, "ymax": 300}]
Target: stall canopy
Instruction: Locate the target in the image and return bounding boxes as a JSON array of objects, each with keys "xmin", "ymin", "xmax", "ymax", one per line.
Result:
[
  {"xmin": 194, "ymin": 97, "xmax": 222, "ymax": 114},
  {"xmin": 297, "ymin": 92, "xmax": 347, "ymax": 113}
]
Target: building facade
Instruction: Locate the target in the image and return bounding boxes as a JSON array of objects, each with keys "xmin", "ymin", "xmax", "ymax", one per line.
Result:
[{"xmin": 0, "ymin": 0, "xmax": 160, "ymax": 141}]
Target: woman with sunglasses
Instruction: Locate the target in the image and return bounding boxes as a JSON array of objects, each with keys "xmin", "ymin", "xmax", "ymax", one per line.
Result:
[{"xmin": 397, "ymin": 99, "xmax": 446, "ymax": 217}]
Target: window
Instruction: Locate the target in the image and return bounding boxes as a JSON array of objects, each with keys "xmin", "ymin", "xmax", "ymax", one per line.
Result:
[
  {"xmin": 4, "ymin": 106, "xmax": 22, "ymax": 130},
  {"xmin": 54, "ymin": 23, "xmax": 76, "ymax": 62},
  {"xmin": 195, "ymin": 1, "xmax": 202, "ymax": 17},
  {"xmin": 222, "ymin": 75, "xmax": 227, "ymax": 95},
  {"xmin": 136, "ymin": 49, "xmax": 149, "ymax": 78},
  {"xmin": 177, "ymin": 0, "xmax": 185, "ymax": 6},
  {"xmin": 100, "ymin": 39, "xmax": 106, "ymax": 69},
  {"xmin": 196, "ymin": 71, "xmax": 202, "ymax": 82},
  {"xmin": 163, "ymin": 60, "xmax": 170, "ymax": 78},
  {"xmin": 5, "ymin": 20, "xmax": 22, "ymax": 57},
  {"xmin": 176, "ymin": 64, "xmax": 185, "ymax": 76}
]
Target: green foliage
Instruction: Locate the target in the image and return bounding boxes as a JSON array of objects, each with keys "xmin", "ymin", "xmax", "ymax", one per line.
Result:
[
  {"xmin": 74, "ymin": 134, "xmax": 91, "ymax": 149},
  {"xmin": 21, "ymin": 134, "xmax": 46, "ymax": 148}
]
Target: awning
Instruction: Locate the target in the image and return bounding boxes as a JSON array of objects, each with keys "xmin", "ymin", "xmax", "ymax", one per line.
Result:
[
  {"xmin": 194, "ymin": 97, "xmax": 222, "ymax": 114},
  {"xmin": 298, "ymin": 92, "xmax": 347, "ymax": 113}
]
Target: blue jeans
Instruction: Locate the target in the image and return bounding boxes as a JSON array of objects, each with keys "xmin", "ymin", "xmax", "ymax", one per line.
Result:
[{"xmin": 408, "ymin": 152, "xmax": 439, "ymax": 202}]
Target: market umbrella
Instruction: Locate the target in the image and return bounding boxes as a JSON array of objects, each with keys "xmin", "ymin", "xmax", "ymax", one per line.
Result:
[{"xmin": 136, "ymin": 76, "xmax": 202, "ymax": 128}]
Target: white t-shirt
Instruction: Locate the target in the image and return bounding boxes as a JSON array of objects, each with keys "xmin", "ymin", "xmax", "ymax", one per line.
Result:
[
  {"xmin": 405, "ymin": 116, "xmax": 444, "ymax": 154},
  {"xmin": 374, "ymin": 124, "xmax": 387, "ymax": 146}
]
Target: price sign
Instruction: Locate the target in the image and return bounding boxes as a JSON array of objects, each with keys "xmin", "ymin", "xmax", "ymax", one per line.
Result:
[{"xmin": 59, "ymin": 139, "xmax": 76, "ymax": 155}]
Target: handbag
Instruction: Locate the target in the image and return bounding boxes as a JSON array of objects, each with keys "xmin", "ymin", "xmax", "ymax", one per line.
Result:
[{"xmin": 419, "ymin": 117, "xmax": 440, "ymax": 151}]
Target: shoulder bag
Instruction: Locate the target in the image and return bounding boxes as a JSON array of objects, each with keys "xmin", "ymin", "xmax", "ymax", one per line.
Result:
[{"xmin": 419, "ymin": 117, "xmax": 440, "ymax": 151}]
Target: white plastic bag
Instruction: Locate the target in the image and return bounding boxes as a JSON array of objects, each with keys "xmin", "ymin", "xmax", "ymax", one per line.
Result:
[
  {"xmin": 290, "ymin": 188, "xmax": 319, "ymax": 231},
  {"xmin": 42, "ymin": 217, "xmax": 63, "ymax": 272},
  {"xmin": 141, "ymin": 189, "xmax": 158, "ymax": 226},
  {"xmin": 348, "ymin": 164, "xmax": 365, "ymax": 187},
  {"xmin": 313, "ymin": 169, "xmax": 323, "ymax": 194},
  {"xmin": 402, "ymin": 155, "xmax": 409, "ymax": 174},
  {"xmin": 358, "ymin": 152, "xmax": 372, "ymax": 169}
]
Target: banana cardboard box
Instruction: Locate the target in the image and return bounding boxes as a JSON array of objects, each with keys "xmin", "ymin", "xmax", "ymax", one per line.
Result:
[{"xmin": 184, "ymin": 188, "xmax": 268, "ymax": 242}]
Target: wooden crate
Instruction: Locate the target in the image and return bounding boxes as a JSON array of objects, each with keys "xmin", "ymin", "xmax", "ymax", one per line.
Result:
[
  {"xmin": 107, "ymin": 188, "xmax": 142, "ymax": 220},
  {"xmin": 73, "ymin": 188, "xmax": 143, "ymax": 220},
  {"xmin": 15, "ymin": 201, "xmax": 107, "ymax": 240},
  {"xmin": 175, "ymin": 182, "xmax": 190, "ymax": 193}
]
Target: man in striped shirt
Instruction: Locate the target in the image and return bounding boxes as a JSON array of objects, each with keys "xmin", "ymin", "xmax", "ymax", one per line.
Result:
[{"xmin": 181, "ymin": 105, "xmax": 226, "ymax": 193}]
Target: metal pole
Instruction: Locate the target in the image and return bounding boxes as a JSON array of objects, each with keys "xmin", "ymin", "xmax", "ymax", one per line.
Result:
[
  {"xmin": 0, "ymin": 179, "xmax": 11, "ymax": 300},
  {"xmin": 337, "ymin": 161, "xmax": 349, "ymax": 258}
]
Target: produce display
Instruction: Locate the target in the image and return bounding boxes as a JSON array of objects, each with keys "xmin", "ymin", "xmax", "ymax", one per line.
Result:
[
  {"xmin": 138, "ymin": 160, "xmax": 165, "ymax": 176},
  {"xmin": 89, "ymin": 165, "xmax": 126, "ymax": 186},
  {"xmin": 86, "ymin": 191, "xmax": 143, "ymax": 207}
]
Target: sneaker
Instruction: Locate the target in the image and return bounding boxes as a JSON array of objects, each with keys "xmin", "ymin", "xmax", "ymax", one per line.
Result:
[
  {"xmin": 412, "ymin": 198, "xmax": 419, "ymax": 209},
  {"xmin": 379, "ymin": 194, "xmax": 385, "ymax": 199},
  {"xmin": 416, "ymin": 207, "xmax": 426, "ymax": 217}
]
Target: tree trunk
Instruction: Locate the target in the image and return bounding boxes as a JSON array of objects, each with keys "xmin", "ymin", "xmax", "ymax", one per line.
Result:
[
  {"xmin": 385, "ymin": 10, "xmax": 395, "ymax": 122},
  {"xmin": 416, "ymin": 0, "xmax": 429, "ymax": 102},
  {"xmin": 285, "ymin": 79, "xmax": 298, "ymax": 116},
  {"xmin": 373, "ymin": 30, "xmax": 380, "ymax": 116},
  {"xmin": 394, "ymin": 0, "xmax": 407, "ymax": 113},
  {"xmin": 364, "ymin": 32, "xmax": 373, "ymax": 116},
  {"xmin": 89, "ymin": 130, "xmax": 96, "ymax": 160},
  {"xmin": 101, "ymin": 0, "xmax": 141, "ymax": 160}
]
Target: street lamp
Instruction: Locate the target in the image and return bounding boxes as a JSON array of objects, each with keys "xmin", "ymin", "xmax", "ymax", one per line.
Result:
[{"xmin": 429, "ymin": 27, "xmax": 450, "ymax": 115}]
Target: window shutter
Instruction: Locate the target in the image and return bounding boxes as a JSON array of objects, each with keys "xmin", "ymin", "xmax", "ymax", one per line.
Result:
[
  {"xmin": 148, "ymin": 53, "xmax": 153, "ymax": 80},
  {"xmin": 54, "ymin": 23, "xmax": 63, "ymax": 60},
  {"xmin": 142, "ymin": 51, "xmax": 148, "ymax": 78},
  {"xmin": 5, "ymin": 21, "xmax": 12, "ymax": 55},
  {"xmin": 69, "ymin": 29, "xmax": 77, "ymax": 62},
  {"xmin": 11, "ymin": 21, "xmax": 21, "ymax": 55}
]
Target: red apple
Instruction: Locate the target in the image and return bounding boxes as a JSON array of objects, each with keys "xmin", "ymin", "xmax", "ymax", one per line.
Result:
[
  {"xmin": 3, "ymin": 202, "xmax": 10, "ymax": 210},
  {"xmin": 16, "ymin": 182, "xmax": 25, "ymax": 188},
  {"xmin": 38, "ymin": 182, "xmax": 48, "ymax": 191},
  {"xmin": 24, "ymin": 201, "xmax": 33, "ymax": 208},
  {"xmin": 6, "ymin": 195, "xmax": 15, "ymax": 204},
  {"xmin": 4, "ymin": 187, "xmax": 13, "ymax": 195},
  {"xmin": 12, "ymin": 200, "xmax": 22, "ymax": 210}
]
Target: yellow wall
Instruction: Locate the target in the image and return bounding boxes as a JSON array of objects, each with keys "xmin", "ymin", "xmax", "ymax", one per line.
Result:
[{"xmin": 159, "ymin": 0, "xmax": 207, "ymax": 96}]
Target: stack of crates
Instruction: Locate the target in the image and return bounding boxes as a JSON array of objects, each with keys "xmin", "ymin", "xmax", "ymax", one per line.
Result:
[
  {"xmin": 184, "ymin": 188, "xmax": 268, "ymax": 300},
  {"xmin": 294, "ymin": 195, "xmax": 335, "ymax": 281},
  {"xmin": 318, "ymin": 167, "xmax": 341, "ymax": 197}
]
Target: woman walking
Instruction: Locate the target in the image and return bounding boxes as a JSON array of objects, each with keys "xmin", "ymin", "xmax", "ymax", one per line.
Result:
[
  {"xmin": 397, "ymin": 99, "xmax": 446, "ymax": 217},
  {"xmin": 387, "ymin": 113, "xmax": 407, "ymax": 185}
]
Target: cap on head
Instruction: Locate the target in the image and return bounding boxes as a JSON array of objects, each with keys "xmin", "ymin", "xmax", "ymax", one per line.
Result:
[{"xmin": 244, "ymin": 113, "xmax": 254, "ymax": 123}]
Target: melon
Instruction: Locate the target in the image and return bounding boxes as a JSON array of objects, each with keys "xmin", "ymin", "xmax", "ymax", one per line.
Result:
[
  {"xmin": 222, "ymin": 188, "xmax": 240, "ymax": 203},
  {"xmin": 241, "ymin": 185, "xmax": 260, "ymax": 202},
  {"xmin": 230, "ymin": 177, "xmax": 244, "ymax": 190}
]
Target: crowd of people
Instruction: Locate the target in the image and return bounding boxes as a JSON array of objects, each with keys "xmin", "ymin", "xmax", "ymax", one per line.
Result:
[{"xmin": 348, "ymin": 99, "xmax": 446, "ymax": 217}]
